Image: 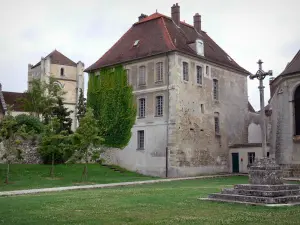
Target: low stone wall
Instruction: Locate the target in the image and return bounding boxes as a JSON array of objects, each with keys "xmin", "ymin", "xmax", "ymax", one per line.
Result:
[{"xmin": 0, "ymin": 140, "xmax": 42, "ymax": 164}]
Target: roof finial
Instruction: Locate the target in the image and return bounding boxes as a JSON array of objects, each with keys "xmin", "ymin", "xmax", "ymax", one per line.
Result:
[{"xmin": 156, "ymin": 9, "xmax": 158, "ymax": 13}]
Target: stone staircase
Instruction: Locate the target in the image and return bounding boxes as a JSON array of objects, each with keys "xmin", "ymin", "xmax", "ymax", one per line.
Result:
[
  {"xmin": 201, "ymin": 158, "xmax": 300, "ymax": 206},
  {"xmin": 208, "ymin": 184, "xmax": 300, "ymax": 205}
]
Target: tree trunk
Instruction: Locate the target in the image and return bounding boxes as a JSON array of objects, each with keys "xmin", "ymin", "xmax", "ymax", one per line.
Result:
[
  {"xmin": 81, "ymin": 149, "xmax": 88, "ymax": 182},
  {"xmin": 5, "ymin": 163, "xmax": 9, "ymax": 184},
  {"xmin": 50, "ymin": 152, "xmax": 54, "ymax": 178}
]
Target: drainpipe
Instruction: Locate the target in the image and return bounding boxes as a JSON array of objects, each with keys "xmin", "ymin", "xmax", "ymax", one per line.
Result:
[
  {"xmin": 166, "ymin": 53, "xmax": 170, "ymax": 178},
  {"xmin": 74, "ymin": 66, "xmax": 79, "ymax": 130}
]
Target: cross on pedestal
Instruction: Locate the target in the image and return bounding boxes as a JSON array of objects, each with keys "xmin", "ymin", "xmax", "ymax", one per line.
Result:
[{"xmin": 249, "ymin": 60, "xmax": 273, "ymax": 158}]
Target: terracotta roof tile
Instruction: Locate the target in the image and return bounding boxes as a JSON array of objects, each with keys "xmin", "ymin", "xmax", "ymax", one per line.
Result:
[
  {"xmin": 2, "ymin": 92, "xmax": 28, "ymax": 112},
  {"xmin": 32, "ymin": 50, "xmax": 77, "ymax": 68},
  {"xmin": 85, "ymin": 12, "xmax": 249, "ymax": 75}
]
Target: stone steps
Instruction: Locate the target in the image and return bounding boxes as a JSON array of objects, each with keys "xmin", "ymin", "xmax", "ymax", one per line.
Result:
[
  {"xmin": 234, "ymin": 184, "xmax": 300, "ymax": 191},
  {"xmin": 222, "ymin": 188, "xmax": 300, "ymax": 197},
  {"xmin": 208, "ymin": 193, "xmax": 300, "ymax": 204}
]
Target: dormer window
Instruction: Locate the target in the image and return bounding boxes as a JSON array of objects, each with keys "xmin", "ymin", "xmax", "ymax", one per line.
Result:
[
  {"xmin": 196, "ymin": 39, "xmax": 204, "ymax": 56},
  {"xmin": 60, "ymin": 68, "xmax": 64, "ymax": 76},
  {"xmin": 133, "ymin": 40, "xmax": 140, "ymax": 47}
]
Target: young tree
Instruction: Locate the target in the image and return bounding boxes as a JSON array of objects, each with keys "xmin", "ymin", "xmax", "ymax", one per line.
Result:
[
  {"xmin": 71, "ymin": 107, "xmax": 104, "ymax": 182},
  {"xmin": 87, "ymin": 66, "xmax": 136, "ymax": 148},
  {"xmin": 51, "ymin": 97, "xmax": 73, "ymax": 134},
  {"xmin": 20, "ymin": 76, "xmax": 65, "ymax": 121},
  {"xmin": 77, "ymin": 88, "xmax": 86, "ymax": 124},
  {"xmin": 0, "ymin": 109, "xmax": 28, "ymax": 184},
  {"xmin": 38, "ymin": 117, "xmax": 71, "ymax": 177}
]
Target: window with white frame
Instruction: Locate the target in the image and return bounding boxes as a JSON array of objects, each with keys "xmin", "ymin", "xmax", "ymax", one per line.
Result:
[
  {"xmin": 214, "ymin": 112, "xmax": 220, "ymax": 135},
  {"xmin": 183, "ymin": 62, "xmax": 189, "ymax": 81},
  {"xmin": 196, "ymin": 66, "xmax": 203, "ymax": 85},
  {"xmin": 156, "ymin": 62, "xmax": 163, "ymax": 82},
  {"xmin": 213, "ymin": 79, "xmax": 219, "ymax": 100},
  {"xmin": 155, "ymin": 96, "xmax": 163, "ymax": 116},
  {"xmin": 138, "ymin": 98, "xmax": 145, "ymax": 118},
  {"xmin": 137, "ymin": 130, "xmax": 145, "ymax": 150},
  {"xmin": 139, "ymin": 66, "xmax": 146, "ymax": 85}
]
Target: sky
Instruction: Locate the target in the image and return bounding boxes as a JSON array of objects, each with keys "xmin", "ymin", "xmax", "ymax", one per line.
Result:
[{"xmin": 0, "ymin": 0, "xmax": 299, "ymax": 111}]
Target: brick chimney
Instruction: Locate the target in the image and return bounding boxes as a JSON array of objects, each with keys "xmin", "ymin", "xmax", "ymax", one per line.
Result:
[
  {"xmin": 194, "ymin": 13, "xmax": 201, "ymax": 33},
  {"xmin": 171, "ymin": 3, "xmax": 180, "ymax": 26},
  {"xmin": 138, "ymin": 14, "xmax": 148, "ymax": 22}
]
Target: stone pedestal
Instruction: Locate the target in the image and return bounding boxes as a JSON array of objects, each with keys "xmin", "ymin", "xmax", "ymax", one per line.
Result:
[
  {"xmin": 201, "ymin": 157, "xmax": 300, "ymax": 206},
  {"xmin": 248, "ymin": 158, "xmax": 283, "ymax": 185}
]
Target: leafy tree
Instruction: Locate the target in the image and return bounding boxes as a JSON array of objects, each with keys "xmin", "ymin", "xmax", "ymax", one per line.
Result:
[
  {"xmin": 0, "ymin": 109, "xmax": 28, "ymax": 184},
  {"xmin": 87, "ymin": 66, "xmax": 136, "ymax": 148},
  {"xmin": 38, "ymin": 117, "xmax": 71, "ymax": 177},
  {"xmin": 71, "ymin": 107, "xmax": 104, "ymax": 182},
  {"xmin": 77, "ymin": 88, "xmax": 86, "ymax": 124},
  {"xmin": 51, "ymin": 97, "xmax": 73, "ymax": 134},
  {"xmin": 19, "ymin": 76, "xmax": 65, "ymax": 121}
]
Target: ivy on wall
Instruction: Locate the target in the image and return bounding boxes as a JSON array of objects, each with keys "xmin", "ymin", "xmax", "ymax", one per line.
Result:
[{"xmin": 87, "ymin": 65, "xmax": 136, "ymax": 148}]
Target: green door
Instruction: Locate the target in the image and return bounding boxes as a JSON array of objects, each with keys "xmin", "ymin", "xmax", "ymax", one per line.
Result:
[{"xmin": 232, "ymin": 153, "xmax": 239, "ymax": 173}]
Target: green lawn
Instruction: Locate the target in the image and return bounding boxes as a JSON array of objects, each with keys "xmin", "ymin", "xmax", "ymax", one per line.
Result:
[
  {"xmin": 0, "ymin": 164, "xmax": 155, "ymax": 191},
  {"xmin": 0, "ymin": 176, "xmax": 300, "ymax": 225}
]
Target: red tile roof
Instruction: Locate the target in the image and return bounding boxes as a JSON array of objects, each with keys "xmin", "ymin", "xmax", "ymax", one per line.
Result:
[
  {"xmin": 85, "ymin": 12, "xmax": 249, "ymax": 74},
  {"xmin": 2, "ymin": 91, "xmax": 28, "ymax": 112},
  {"xmin": 32, "ymin": 50, "xmax": 77, "ymax": 68}
]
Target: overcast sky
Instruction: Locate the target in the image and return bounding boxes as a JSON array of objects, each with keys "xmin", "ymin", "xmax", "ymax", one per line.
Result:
[{"xmin": 0, "ymin": 0, "xmax": 299, "ymax": 111}]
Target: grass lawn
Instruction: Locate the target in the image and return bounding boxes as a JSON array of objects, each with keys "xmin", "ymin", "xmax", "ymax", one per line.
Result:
[
  {"xmin": 1, "ymin": 176, "xmax": 300, "ymax": 225},
  {"xmin": 0, "ymin": 164, "xmax": 155, "ymax": 191}
]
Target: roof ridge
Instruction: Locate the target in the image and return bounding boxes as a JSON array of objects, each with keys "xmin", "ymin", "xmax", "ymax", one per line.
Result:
[
  {"xmin": 161, "ymin": 17, "xmax": 176, "ymax": 49},
  {"xmin": 281, "ymin": 49, "xmax": 300, "ymax": 74},
  {"xmin": 85, "ymin": 26, "xmax": 134, "ymax": 72}
]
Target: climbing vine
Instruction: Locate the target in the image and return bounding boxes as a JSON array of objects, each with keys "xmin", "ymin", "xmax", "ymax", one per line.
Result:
[{"xmin": 87, "ymin": 65, "xmax": 136, "ymax": 148}]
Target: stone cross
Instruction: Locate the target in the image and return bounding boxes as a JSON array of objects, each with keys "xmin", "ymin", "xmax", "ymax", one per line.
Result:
[{"xmin": 249, "ymin": 60, "xmax": 273, "ymax": 158}]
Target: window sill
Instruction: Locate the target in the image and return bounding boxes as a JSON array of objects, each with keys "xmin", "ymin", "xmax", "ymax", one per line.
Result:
[
  {"xmin": 138, "ymin": 84, "xmax": 147, "ymax": 87},
  {"xmin": 137, "ymin": 117, "xmax": 145, "ymax": 119},
  {"xmin": 196, "ymin": 84, "xmax": 203, "ymax": 87},
  {"xmin": 137, "ymin": 148, "xmax": 145, "ymax": 151},
  {"xmin": 155, "ymin": 80, "xmax": 163, "ymax": 84},
  {"xmin": 154, "ymin": 115, "xmax": 163, "ymax": 117},
  {"xmin": 214, "ymin": 100, "xmax": 219, "ymax": 104},
  {"xmin": 215, "ymin": 133, "xmax": 221, "ymax": 137}
]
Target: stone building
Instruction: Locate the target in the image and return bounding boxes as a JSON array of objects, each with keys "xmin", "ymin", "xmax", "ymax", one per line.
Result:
[
  {"xmin": 28, "ymin": 50, "xmax": 85, "ymax": 131},
  {"xmin": 269, "ymin": 49, "xmax": 300, "ymax": 177},
  {"xmin": 86, "ymin": 3, "xmax": 251, "ymax": 177}
]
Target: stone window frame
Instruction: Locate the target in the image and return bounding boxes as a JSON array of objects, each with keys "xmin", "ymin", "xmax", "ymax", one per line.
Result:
[
  {"xmin": 60, "ymin": 67, "xmax": 65, "ymax": 76},
  {"xmin": 125, "ymin": 69, "xmax": 130, "ymax": 85},
  {"xmin": 292, "ymin": 83, "xmax": 300, "ymax": 137},
  {"xmin": 155, "ymin": 62, "xmax": 164, "ymax": 83},
  {"xmin": 196, "ymin": 65, "xmax": 203, "ymax": 86},
  {"xmin": 183, "ymin": 62, "xmax": 189, "ymax": 82},
  {"xmin": 138, "ymin": 65, "xmax": 147, "ymax": 86},
  {"xmin": 206, "ymin": 65, "xmax": 210, "ymax": 76},
  {"xmin": 248, "ymin": 152, "xmax": 255, "ymax": 165},
  {"xmin": 214, "ymin": 112, "xmax": 220, "ymax": 136},
  {"xmin": 155, "ymin": 95, "xmax": 164, "ymax": 117},
  {"xmin": 213, "ymin": 78, "xmax": 219, "ymax": 101},
  {"xmin": 137, "ymin": 130, "xmax": 145, "ymax": 150},
  {"xmin": 137, "ymin": 96, "xmax": 146, "ymax": 119}
]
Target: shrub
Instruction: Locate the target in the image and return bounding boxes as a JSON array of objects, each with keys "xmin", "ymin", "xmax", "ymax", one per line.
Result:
[{"xmin": 15, "ymin": 114, "xmax": 44, "ymax": 134}]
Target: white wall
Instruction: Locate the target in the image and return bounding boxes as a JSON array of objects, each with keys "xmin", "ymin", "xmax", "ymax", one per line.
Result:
[{"xmin": 229, "ymin": 146, "xmax": 270, "ymax": 173}]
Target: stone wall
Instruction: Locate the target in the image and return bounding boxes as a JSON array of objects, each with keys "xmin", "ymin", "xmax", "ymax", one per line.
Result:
[
  {"xmin": 167, "ymin": 52, "xmax": 248, "ymax": 177},
  {"xmin": 0, "ymin": 140, "xmax": 42, "ymax": 164}
]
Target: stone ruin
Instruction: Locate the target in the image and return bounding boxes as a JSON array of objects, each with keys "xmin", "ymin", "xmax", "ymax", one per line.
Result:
[{"xmin": 201, "ymin": 158, "xmax": 300, "ymax": 206}]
